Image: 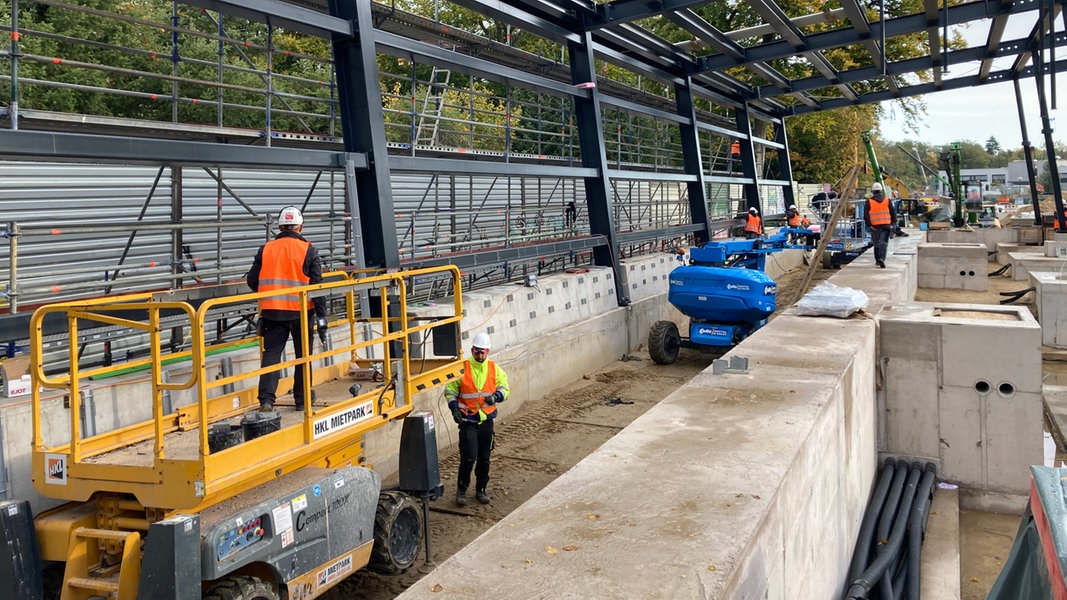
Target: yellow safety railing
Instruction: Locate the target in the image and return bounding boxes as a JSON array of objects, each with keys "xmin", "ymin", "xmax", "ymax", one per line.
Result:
[{"xmin": 30, "ymin": 265, "xmax": 464, "ymax": 511}]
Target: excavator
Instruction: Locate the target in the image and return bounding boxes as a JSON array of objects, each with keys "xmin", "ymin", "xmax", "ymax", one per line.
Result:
[{"xmin": 0, "ymin": 265, "xmax": 466, "ymax": 600}]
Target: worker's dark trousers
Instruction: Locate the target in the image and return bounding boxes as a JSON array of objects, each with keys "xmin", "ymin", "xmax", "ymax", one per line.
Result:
[
  {"xmin": 872, "ymin": 227, "xmax": 892, "ymax": 262},
  {"xmin": 457, "ymin": 419, "xmax": 495, "ymax": 492},
  {"xmin": 258, "ymin": 316, "xmax": 314, "ymax": 406}
]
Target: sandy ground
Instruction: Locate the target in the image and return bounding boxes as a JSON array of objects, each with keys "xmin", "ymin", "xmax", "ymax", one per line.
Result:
[{"xmin": 325, "ymin": 254, "xmax": 1033, "ymax": 599}]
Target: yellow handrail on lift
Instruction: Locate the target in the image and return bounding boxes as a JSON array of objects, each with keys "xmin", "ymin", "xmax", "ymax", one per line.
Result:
[{"xmin": 30, "ymin": 265, "xmax": 464, "ymax": 512}]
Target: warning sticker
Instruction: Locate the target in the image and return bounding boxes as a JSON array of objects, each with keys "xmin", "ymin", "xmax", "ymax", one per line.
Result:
[{"xmin": 272, "ymin": 502, "xmax": 294, "ymax": 548}]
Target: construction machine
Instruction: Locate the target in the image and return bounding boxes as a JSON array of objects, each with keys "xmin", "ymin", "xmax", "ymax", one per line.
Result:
[
  {"xmin": 0, "ymin": 265, "xmax": 466, "ymax": 600},
  {"xmin": 648, "ymin": 229, "xmax": 813, "ymax": 364}
]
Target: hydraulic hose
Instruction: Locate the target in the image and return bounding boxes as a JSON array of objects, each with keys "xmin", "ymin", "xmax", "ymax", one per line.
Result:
[
  {"xmin": 845, "ymin": 463, "xmax": 923, "ymax": 600},
  {"xmin": 905, "ymin": 464, "xmax": 938, "ymax": 600},
  {"xmin": 849, "ymin": 458, "xmax": 898, "ymax": 581}
]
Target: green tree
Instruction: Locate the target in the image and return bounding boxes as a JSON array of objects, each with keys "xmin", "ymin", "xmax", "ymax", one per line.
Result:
[{"xmin": 985, "ymin": 135, "xmax": 1003, "ymax": 156}]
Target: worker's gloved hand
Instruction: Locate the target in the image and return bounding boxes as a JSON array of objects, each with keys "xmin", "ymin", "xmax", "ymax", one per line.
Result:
[
  {"xmin": 483, "ymin": 394, "xmax": 496, "ymax": 406},
  {"xmin": 451, "ymin": 407, "xmax": 464, "ymax": 424},
  {"xmin": 316, "ymin": 318, "xmax": 328, "ymax": 345}
]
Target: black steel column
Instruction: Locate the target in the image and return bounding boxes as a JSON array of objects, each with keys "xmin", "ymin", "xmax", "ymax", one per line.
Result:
[
  {"xmin": 327, "ymin": 0, "xmax": 399, "ymax": 268},
  {"xmin": 568, "ymin": 31, "xmax": 630, "ymax": 305},
  {"xmin": 734, "ymin": 104, "xmax": 762, "ymax": 213},
  {"xmin": 1013, "ymin": 78, "xmax": 1043, "ymax": 225},
  {"xmin": 674, "ymin": 77, "xmax": 711, "ymax": 246},
  {"xmin": 1032, "ymin": 33, "xmax": 1065, "ymax": 231},
  {"xmin": 775, "ymin": 121, "xmax": 796, "ymax": 210}
]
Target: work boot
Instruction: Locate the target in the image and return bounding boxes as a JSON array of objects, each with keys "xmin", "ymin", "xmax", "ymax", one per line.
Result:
[
  {"xmin": 456, "ymin": 488, "xmax": 468, "ymax": 507},
  {"xmin": 476, "ymin": 489, "xmax": 491, "ymax": 504},
  {"xmin": 876, "ymin": 259, "xmax": 886, "ymax": 269},
  {"xmin": 259, "ymin": 401, "xmax": 273, "ymax": 412}
]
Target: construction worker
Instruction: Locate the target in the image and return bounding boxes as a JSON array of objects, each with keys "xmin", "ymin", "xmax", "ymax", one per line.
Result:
[
  {"xmin": 247, "ymin": 206, "xmax": 327, "ymax": 412},
  {"xmin": 743, "ymin": 207, "xmax": 763, "ymax": 239},
  {"xmin": 863, "ymin": 183, "xmax": 896, "ymax": 269},
  {"xmin": 446, "ymin": 331, "xmax": 510, "ymax": 506},
  {"xmin": 729, "ymin": 139, "xmax": 741, "ymax": 171},
  {"xmin": 786, "ymin": 205, "xmax": 810, "ymax": 228}
]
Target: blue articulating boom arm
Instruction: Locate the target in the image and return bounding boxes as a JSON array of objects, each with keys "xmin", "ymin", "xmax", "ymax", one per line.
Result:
[{"xmin": 688, "ymin": 229, "xmax": 813, "ymax": 270}]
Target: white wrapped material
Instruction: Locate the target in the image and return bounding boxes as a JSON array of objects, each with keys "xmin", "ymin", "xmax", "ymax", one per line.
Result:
[{"xmin": 795, "ymin": 281, "xmax": 869, "ymax": 318}]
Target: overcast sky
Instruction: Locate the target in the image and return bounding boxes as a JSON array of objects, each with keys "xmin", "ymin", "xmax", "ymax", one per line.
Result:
[{"xmin": 876, "ymin": 14, "xmax": 1067, "ymax": 150}]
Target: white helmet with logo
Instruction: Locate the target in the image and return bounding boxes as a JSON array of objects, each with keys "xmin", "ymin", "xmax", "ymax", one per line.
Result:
[
  {"xmin": 278, "ymin": 206, "xmax": 304, "ymax": 228},
  {"xmin": 472, "ymin": 332, "xmax": 492, "ymax": 350}
]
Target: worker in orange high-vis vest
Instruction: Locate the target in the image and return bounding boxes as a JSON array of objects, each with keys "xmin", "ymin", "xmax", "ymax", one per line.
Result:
[
  {"xmin": 786, "ymin": 205, "xmax": 810, "ymax": 228},
  {"xmin": 445, "ymin": 331, "xmax": 510, "ymax": 506},
  {"xmin": 247, "ymin": 206, "xmax": 327, "ymax": 412},
  {"xmin": 729, "ymin": 139, "xmax": 741, "ymax": 171},
  {"xmin": 863, "ymin": 183, "xmax": 897, "ymax": 269},
  {"xmin": 743, "ymin": 207, "xmax": 763, "ymax": 239}
]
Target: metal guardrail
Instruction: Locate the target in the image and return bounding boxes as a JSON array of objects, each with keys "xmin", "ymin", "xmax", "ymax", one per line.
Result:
[{"xmin": 29, "ymin": 265, "xmax": 465, "ymax": 511}]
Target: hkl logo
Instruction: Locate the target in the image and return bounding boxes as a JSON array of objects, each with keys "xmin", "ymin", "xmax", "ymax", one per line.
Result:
[{"xmin": 45, "ymin": 454, "xmax": 67, "ymax": 485}]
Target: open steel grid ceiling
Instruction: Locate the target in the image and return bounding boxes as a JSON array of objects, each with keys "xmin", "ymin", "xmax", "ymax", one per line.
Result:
[
  {"xmin": 0, "ymin": 0, "xmax": 1065, "ymax": 343},
  {"xmin": 196, "ymin": 0, "xmax": 1067, "ymax": 122}
]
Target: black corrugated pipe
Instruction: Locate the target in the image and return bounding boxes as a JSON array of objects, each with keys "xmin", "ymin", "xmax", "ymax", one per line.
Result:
[
  {"xmin": 848, "ymin": 458, "xmax": 898, "ymax": 582},
  {"xmin": 845, "ymin": 463, "xmax": 923, "ymax": 600},
  {"xmin": 874, "ymin": 461, "xmax": 912, "ymax": 551},
  {"xmin": 905, "ymin": 463, "xmax": 938, "ymax": 600}
]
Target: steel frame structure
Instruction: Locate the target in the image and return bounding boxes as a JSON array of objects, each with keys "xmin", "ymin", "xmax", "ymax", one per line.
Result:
[{"xmin": 0, "ymin": 0, "xmax": 1065, "ymax": 328}]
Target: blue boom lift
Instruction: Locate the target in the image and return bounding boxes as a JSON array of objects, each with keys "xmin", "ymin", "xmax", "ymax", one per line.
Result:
[{"xmin": 648, "ymin": 229, "xmax": 814, "ymax": 364}]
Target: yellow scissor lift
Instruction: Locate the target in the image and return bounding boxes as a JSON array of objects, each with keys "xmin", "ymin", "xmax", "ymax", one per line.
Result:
[{"xmin": 27, "ymin": 265, "xmax": 465, "ymax": 600}]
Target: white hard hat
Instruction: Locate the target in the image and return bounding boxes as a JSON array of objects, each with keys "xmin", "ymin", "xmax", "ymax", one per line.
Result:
[
  {"xmin": 870, "ymin": 183, "xmax": 883, "ymax": 192},
  {"xmin": 748, "ymin": 207, "xmax": 758, "ymax": 214},
  {"xmin": 472, "ymin": 332, "xmax": 491, "ymax": 350},
  {"xmin": 278, "ymin": 206, "xmax": 304, "ymax": 227},
  {"xmin": 789, "ymin": 205, "xmax": 797, "ymax": 210}
]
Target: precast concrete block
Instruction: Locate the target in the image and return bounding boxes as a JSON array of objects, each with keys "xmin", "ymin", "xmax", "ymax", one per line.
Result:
[
  {"xmin": 984, "ymin": 389, "xmax": 1043, "ymax": 493},
  {"xmin": 998, "ymin": 243, "xmax": 1041, "ymax": 266},
  {"xmin": 883, "ymin": 356, "xmax": 940, "ymax": 459},
  {"xmin": 1009, "ymin": 254, "xmax": 1067, "ymax": 281},
  {"xmin": 938, "ymin": 385, "xmax": 984, "ymax": 486},
  {"xmin": 918, "ymin": 273, "xmax": 946, "ymax": 289},
  {"xmin": 1031, "ymin": 271, "xmax": 1067, "ymax": 347},
  {"xmin": 1046, "ymin": 241, "xmax": 1067, "ymax": 258},
  {"xmin": 878, "ymin": 312, "xmax": 940, "ymax": 361},
  {"xmin": 939, "ymin": 305, "xmax": 1041, "ymax": 393},
  {"xmin": 927, "ymin": 228, "xmax": 1017, "ymax": 252},
  {"xmin": 917, "ymin": 242, "xmax": 988, "ymax": 259}
]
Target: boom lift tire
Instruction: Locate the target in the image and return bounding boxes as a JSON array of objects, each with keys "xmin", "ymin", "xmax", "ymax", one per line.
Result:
[
  {"xmin": 369, "ymin": 491, "xmax": 423, "ymax": 574},
  {"xmin": 648, "ymin": 320, "xmax": 681, "ymax": 365},
  {"xmin": 202, "ymin": 575, "xmax": 278, "ymax": 600}
]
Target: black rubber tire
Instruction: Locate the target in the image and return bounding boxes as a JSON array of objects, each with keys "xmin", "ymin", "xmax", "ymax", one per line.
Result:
[
  {"xmin": 648, "ymin": 320, "xmax": 681, "ymax": 365},
  {"xmin": 203, "ymin": 576, "xmax": 278, "ymax": 600},
  {"xmin": 369, "ymin": 491, "xmax": 423, "ymax": 575}
]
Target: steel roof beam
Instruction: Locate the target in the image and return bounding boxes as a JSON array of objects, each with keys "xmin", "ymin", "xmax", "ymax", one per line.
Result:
[
  {"xmin": 788, "ymin": 56, "xmax": 1067, "ymax": 115},
  {"xmin": 838, "ymin": 0, "xmax": 900, "ymax": 96},
  {"xmin": 699, "ymin": 0, "xmax": 1030, "ymax": 73},
  {"xmin": 181, "ymin": 0, "xmax": 351, "ymax": 37},
  {"xmin": 747, "ymin": 0, "xmax": 858, "ymax": 102},
  {"xmin": 1011, "ymin": 5, "xmax": 1065, "ymax": 75},
  {"xmin": 758, "ymin": 34, "xmax": 1067, "ymax": 98},
  {"xmin": 0, "ymin": 130, "xmax": 360, "ymax": 169},
  {"xmin": 923, "ymin": 0, "xmax": 944, "ymax": 88}
]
